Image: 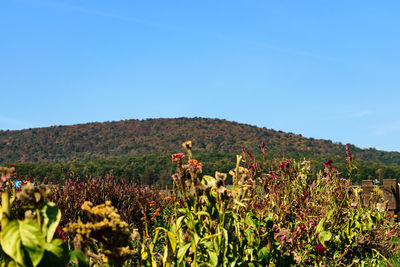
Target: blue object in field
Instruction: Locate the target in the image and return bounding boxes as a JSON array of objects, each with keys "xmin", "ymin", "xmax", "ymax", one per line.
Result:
[{"xmin": 14, "ymin": 180, "xmax": 34, "ymax": 187}]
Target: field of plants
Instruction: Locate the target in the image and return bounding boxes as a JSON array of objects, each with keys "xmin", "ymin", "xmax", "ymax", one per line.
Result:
[{"xmin": 0, "ymin": 141, "xmax": 399, "ymax": 266}]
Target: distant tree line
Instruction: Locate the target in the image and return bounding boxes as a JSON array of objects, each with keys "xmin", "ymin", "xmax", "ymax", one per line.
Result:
[{"xmin": 8, "ymin": 150, "xmax": 400, "ymax": 187}]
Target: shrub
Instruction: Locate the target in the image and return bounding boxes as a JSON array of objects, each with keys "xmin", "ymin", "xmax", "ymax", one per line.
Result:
[
  {"xmin": 47, "ymin": 175, "xmax": 173, "ymax": 236},
  {"xmin": 142, "ymin": 142, "xmax": 400, "ymax": 266}
]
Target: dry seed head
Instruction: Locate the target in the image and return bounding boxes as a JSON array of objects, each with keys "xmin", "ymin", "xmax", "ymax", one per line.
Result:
[
  {"xmin": 0, "ymin": 166, "xmax": 14, "ymax": 184},
  {"xmin": 17, "ymin": 183, "xmax": 49, "ymax": 206},
  {"xmin": 215, "ymin": 171, "xmax": 227, "ymax": 182},
  {"xmin": 182, "ymin": 141, "xmax": 192, "ymax": 150}
]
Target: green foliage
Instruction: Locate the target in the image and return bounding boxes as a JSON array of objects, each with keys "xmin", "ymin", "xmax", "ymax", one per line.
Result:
[
  {"xmin": 0, "ymin": 168, "xmax": 74, "ymax": 266},
  {"xmin": 11, "ymin": 150, "xmax": 400, "ymax": 187},
  {"xmin": 1, "ymin": 139, "xmax": 400, "ymax": 266}
]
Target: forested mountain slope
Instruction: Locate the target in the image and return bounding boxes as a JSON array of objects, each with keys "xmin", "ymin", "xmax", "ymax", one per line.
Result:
[{"xmin": 1, "ymin": 117, "xmax": 399, "ymax": 165}]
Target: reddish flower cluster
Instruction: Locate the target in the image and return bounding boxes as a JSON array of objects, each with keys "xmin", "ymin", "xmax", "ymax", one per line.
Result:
[
  {"xmin": 315, "ymin": 244, "xmax": 327, "ymax": 253},
  {"xmin": 258, "ymin": 141, "xmax": 266, "ymax": 151},
  {"xmin": 279, "ymin": 159, "xmax": 292, "ymax": 171},
  {"xmin": 171, "ymin": 153, "xmax": 185, "ymax": 162},
  {"xmin": 188, "ymin": 159, "xmax": 203, "ymax": 169},
  {"xmin": 171, "ymin": 173, "xmax": 178, "ymax": 181},
  {"xmin": 324, "ymin": 160, "xmax": 333, "ymax": 168},
  {"xmin": 55, "ymin": 225, "xmax": 66, "ymax": 241}
]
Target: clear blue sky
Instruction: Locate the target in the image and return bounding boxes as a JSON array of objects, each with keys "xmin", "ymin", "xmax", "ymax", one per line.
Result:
[{"xmin": 1, "ymin": 0, "xmax": 400, "ymax": 151}]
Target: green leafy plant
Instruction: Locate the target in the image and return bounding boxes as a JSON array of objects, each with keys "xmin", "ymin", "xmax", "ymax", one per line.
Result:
[{"xmin": 0, "ymin": 166, "xmax": 69, "ymax": 267}]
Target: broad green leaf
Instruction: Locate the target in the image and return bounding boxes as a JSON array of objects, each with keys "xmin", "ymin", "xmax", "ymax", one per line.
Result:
[
  {"xmin": 234, "ymin": 200, "xmax": 246, "ymax": 207},
  {"xmin": 203, "ymin": 175, "xmax": 216, "ymax": 187},
  {"xmin": 263, "ymin": 218, "xmax": 274, "ymax": 229},
  {"xmin": 326, "ymin": 209, "xmax": 334, "ymax": 220},
  {"xmin": 5, "ymin": 261, "xmax": 18, "ymax": 267},
  {"xmin": 177, "ymin": 243, "xmax": 191, "ymax": 264},
  {"xmin": 208, "ymin": 251, "xmax": 218, "ymax": 266},
  {"xmin": 204, "ymin": 241, "xmax": 214, "ymax": 250},
  {"xmin": 200, "ymin": 233, "xmax": 222, "ymax": 243},
  {"xmin": 1, "ymin": 221, "xmax": 25, "ymax": 266},
  {"xmin": 176, "ymin": 215, "xmax": 185, "ymax": 230},
  {"xmin": 366, "ymin": 217, "xmax": 374, "ymax": 230},
  {"xmin": 318, "ymin": 231, "xmax": 332, "ymax": 246},
  {"xmin": 316, "ymin": 218, "xmax": 325, "ymax": 233},
  {"xmin": 246, "ymin": 213, "xmax": 258, "ymax": 228},
  {"xmin": 40, "ymin": 202, "xmax": 61, "ymax": 243},
  {"xmin": 196, "ymin": 211, "xmax": 211, "ymax": 219},
  {"xmin": 258, "ymin": 246, "xmax": 270, "ymax": 262},
  {"xmin": 222, "ymin": 228, "xmax": 229, "ymax": 256},
  {"xmin": 38, "ymin": 239, "xmax": 68, "ymax": 267},
  {"xmin": 162, "ymin": 241, "xmax": 169, "ymax": 266},
  {"xmin": 19, "ymin": 220, "xmax": 46, "ymax": 266},
  {"xmin": 1, "ymin": 220, "xmax": 45, "ymax": 267},
  {"xmin": 69, "ymin": 249, "xmax": 89, "ymax": 267},
  {"xmin": 194, "ymin": 233, "xmax": 200, "ymax": 246},
  {"xmin": 167, "ymin": 231, "xmax": 177, "ymax": 254}
]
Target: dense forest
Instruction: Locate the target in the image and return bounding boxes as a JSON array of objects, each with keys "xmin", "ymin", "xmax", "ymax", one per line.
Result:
[
  {"xmin": 1, "ymin": 117, "xmax": 400, "ymax": 164},
  {"xmin": 1, "ymin": 117, "xmax": 400, "ymax": 185}
]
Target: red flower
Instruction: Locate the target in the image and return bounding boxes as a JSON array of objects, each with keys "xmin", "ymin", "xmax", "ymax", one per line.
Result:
[
  {"xmin": 315, "ymin": 244, "xmax": 327, "ymax": 253},
  {"xmin": 189, "ymin": 159, "xmax": 203, "ymax": 169},
  {"xmin": 324, "ymin": 160, "xmax": 333, "ymax": 168},
  {"xmin": 9, "ymin": 164, "xmax": 14, "ymax": 167},
  {"xmin": 171, "ymin": 153, "xmax": 185, "ymax": 162}
]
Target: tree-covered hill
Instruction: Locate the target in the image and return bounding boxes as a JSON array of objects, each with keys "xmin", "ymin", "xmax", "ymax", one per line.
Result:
[{"xmin": 1, "ymin": 117, "xmax": 400, "ymax": 165}]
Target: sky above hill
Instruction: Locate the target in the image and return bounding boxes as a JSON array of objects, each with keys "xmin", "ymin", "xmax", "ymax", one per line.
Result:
[{"xmin": 1, "ymin": 0, "xmax": 400, "ymax": 152}]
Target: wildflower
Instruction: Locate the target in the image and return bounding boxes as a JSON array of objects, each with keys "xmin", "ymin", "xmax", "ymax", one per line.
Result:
[
  {"xmin": 279, "ymin": 159, "xmax": 292, "ymax": 171},
  {"xmin": 171, "ymin": 153, "xmax": 185, "ymax": 162},
  {"xmin": 315, "ymin": 244, "xmax": 327, "ymax": 253},
  {"xmin": 164, "ymin": 196, "xmax": 172, "ymax": 200},
  {"xmin": 148, "ymin": 200, "xmax": 156, "ymax": 204},
  {"xmin": 140, "ymin": 217, "xmax": 146, "ymax": 221},
  {"xmin": 9, "ymin": 164, "xmax": 14, "ymax": 167},
  {"xmin": 189, "ymin": 159, "xmax": 202, "ymax": 169},
  {"xmin": 258, "ymin": 141, "xmax": 266, "ymax": 150},
  {"xmin": 324, "ymin": 160, "xmax": 333, "ymax": 168},
  {"xmin": 55, "ymin": 225, "xmax": 66, "ymax": 241},
  {"xmin": 150, "ymin": 217, "xmax": 155, "ymax": 221},
  {"xmin": 345, "ymin": 144, "xmax": 353, "ymax": 160},
  {"xmin": 171, "ymin": 173, "xmax": 178, "ymax": 181},
  {"xmin": 156, "ymin": 208, "xmax": 161, "ymax": 212}
]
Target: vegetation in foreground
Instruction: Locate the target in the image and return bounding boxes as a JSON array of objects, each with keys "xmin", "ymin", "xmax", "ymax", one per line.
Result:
[{"xmin": 0, "ymin": 142, "xmax": 399, "ymax": 266}]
